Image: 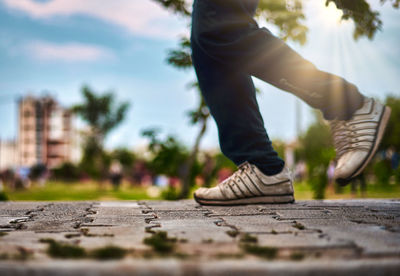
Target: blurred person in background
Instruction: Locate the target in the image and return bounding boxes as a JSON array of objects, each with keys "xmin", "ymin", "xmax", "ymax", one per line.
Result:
[{"xmin": 109, "ymin": 160, "xmax": 123, "ymax": 190}]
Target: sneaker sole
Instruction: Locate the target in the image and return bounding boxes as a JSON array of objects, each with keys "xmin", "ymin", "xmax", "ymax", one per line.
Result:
[
  {"xmin": 336, "ymin": 106, "xmax": 392, "ymax": 186},
  {"xmin": 194, "ymin": 194, "xmax": 295, "ymax": 206}
]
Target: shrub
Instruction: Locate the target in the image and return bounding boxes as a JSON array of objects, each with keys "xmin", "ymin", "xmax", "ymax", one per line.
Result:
[{"xmin": 51, "ymin": 162, "xmax": 81, "ymax": 182}]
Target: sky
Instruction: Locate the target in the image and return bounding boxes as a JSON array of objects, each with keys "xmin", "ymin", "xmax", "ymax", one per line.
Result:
[{"xmin": 0, "ymin": 0, "xmax": 399, "ymax": 151}]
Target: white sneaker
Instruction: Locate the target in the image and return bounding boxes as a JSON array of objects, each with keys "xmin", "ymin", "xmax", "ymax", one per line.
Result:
[
  {"xmin": 330, "ymin": 97, "xmax": 391, "ymax": 185},
  {"xmin": 194, "ymin": 161, "xmax": 294, "ymax": 205}
]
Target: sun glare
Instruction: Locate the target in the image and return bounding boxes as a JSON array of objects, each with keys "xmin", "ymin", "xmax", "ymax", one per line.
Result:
[{"xmin": 320, "ymin": 2, "xmax": 344, "ymax": 26}]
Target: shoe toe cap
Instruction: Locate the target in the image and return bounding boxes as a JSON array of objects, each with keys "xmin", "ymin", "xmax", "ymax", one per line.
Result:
[
  {"xmin": 334, "ymin": 151, "xmax": 368, "ymax": 179},
  {"xmin": 194, "ymin": 187, "xmax": 225, "ymax": 200}
]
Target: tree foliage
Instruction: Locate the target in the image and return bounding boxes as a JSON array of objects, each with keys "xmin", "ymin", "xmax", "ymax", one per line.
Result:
[
  {"xmin": 152, "ymin": 0, "xmax": 190, "ymax": 16},
  {"xmin": 112, "ymin": 148, "xmax": 136, "ymax": 168},
  {"xmin": 257, "ymin": 0, "xmax": 308, "ymax": 44},
  {"xmin": 381, "ymin": 95, "xmax": 400, "ymax": 151},
  {"xmin": 167, "ymin": 37, "xmax": 192, "ymax": 69},
  {"xmin": 157, "ymin": 0, "xmax": 399, "ymax": 72},
  {"xmin": 296, "ymin": 111, "xmax": 335, "ymax": 199},
  {"xmin": 297, "ymin": 112, "xmax": 335, "ymax": 169},
  {"xmin": 142, "ymin": 128, "xmax": 189, "ymax": 177},
  {"xmin": 72, "ymin": 86, "xmax": 130, "ymax": 143},
  {"xmin": 72, "ymin": 86, "xmax": 130, "ymax": 179},
  {"xmin": 326, "ymin": 0, "xmax": 397, "ymax": 40}
]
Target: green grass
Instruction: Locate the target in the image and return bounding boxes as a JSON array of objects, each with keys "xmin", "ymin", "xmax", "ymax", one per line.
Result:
[
  {"xmin": 40, "ymin": 238, "xmax": 86, "ymax": 259},
  {"xmin": 143, "ymin": 231, "xmax": 177, "ymax": 254},
  {"xmin": 242, "ymin": 244, "xmax": 278, "ymax": 260},
  {"xmin": 40, "ymin": 238, "xmax": 127, "ymax": 260},
  {"xmin": 5, "ymin": 181, "xmax": 157, "ymax": 201},
  {"xmin": 293, "ymin": 181, "xmax": 400, "ymax": 200},
  {"xmin": 240, "ymin": 233, "xmax": 258, "ymax": 243},
  {"xmin": 2, "ymin": 180, "xmax": 400, "ymax": 201},
  {"xmin": 290, "ymin": 252, "xmax": 305, "ymax": 261},
  {"xmin": 90, "ymin": 246, "xmax": 127, "ymax": 260}
]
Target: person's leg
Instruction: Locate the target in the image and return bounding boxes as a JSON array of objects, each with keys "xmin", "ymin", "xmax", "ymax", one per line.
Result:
[
  {"xmin": 191, "ymin": 38, "xmax": 284, "ymax": 175},
  {"xmin": 191, "ymin": 0, "xmax": 390, "ymax": 192},
  {"xmin": 191, "ymin": 0, "xmax": 364, "ymax": 121},
  {"xmin": 191, "ymin": 0, "xmax": 295, "ymax": 205}
]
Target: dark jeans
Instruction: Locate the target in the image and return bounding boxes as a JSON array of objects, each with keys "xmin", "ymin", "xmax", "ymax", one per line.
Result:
[{"xmin": 191, "ymin": 0, "xmax": 364, "ymax": 175}]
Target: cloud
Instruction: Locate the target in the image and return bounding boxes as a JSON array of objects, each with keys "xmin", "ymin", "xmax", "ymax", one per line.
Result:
[
  {"xmin": 27, "ymin": 40, "xmax": 115, "ymax": 62},
  {"xmin": 1, "ymin": 0, "xmax": 187, "ymax": 39}
]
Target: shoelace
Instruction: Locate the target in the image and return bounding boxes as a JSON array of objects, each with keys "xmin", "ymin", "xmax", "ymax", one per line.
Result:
[
  {"xmin": 219, "ymin": 162, "xmax": 252, "ymax": 190},
  {"xmin": 330, "ymin": 120, "xmax": 372, "ymax": 159}
]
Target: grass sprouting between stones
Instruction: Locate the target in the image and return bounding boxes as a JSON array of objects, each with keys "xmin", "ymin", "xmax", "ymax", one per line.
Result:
[
  {"xmin": 242, "ymin": 244, "xmax": 278, "ymax": 260},
  {"xmin": 0, "ymin": 247, "xmax": 32, "ymax": 261},
  {"xmin": 39, "ymin": 238, "xmax": 127, "ymax": 260},
  {"xmin": 80, "ymin": 228, "xmax": 114, "ymax": 237},
  {"xmin": 239, "ymin": 233, "xmax": 277, "ymax": 260},
  {"xmin": 0, "ymin": 232, "xmax": 8, "ymax": 237},
  {"xmin": 292, "ymin": 222, "xmax": 305, "ymax": 230},
  {"xmin": 215, "ymin": 253, "xmax": 245, "ymax": 259},
  {"xmin": 143, "ymin": 231, "xmax": 177, "ymax": 254},
  {"xmin": 202, "ymin": 238, "xmax": 214, "ymax": 244},
  {"xmin": 90, "ymin": 246, "xmax": 127, "ymax": 260},
  {"xmin": 40, "ymin": 238, "xmax": 86, "ymax": 259},
  {"xmin": 64, "ymin": 233, "xmax": 81, "ymax": 239},
  {"xmin": 226, "ymin": 230, "xmax": 239, "ymax": 238},
  {"xmin": 240, "ymin": 233, "xmax": 258, "ymax": 243},
  {"xmin": 290, "ymin": 252, "xmax": 305, "ymax": 261}
]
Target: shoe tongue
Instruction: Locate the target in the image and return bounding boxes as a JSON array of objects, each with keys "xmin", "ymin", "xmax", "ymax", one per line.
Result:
[{"xmin": 354, "ymin": 98, "xmax": 373, "ymax": 116}]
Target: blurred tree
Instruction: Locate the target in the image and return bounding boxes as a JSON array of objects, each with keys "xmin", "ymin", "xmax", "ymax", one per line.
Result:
[
  {"xmin": 72, "ymin": 86, "xmax": 130, "ymax": 179},
  {"xmin": 111, "ymin": 148, "xmax": 136, "ymax": 183},
  {"xmin": 257, "ymin": 0, "xmax": 308, "ymax": 44},
  {"xmin": 180, "ymin": 82, "xmax": 210, "ymax": 198},
  {"xmin": 112, "ymin": 148, "xmax": 136, "ymax": 168},
  {"xmin": 142, "ymin": 128, "xmax": 189, "ymax": 178},
  {"xmin": 51, "ymin": 162, "xmax": 81, "ymax": 182},
  {"xmin": 203, "ymin": 152, "xmax": 237, "ymax": 188},
  {"xmin": 327, "ymin": 0, "xmax": 399, "ymax": 39},
  {"xmin": 373, "ymin": 158, "xmax": 392, "ymax": 186},
  {"xmin": 297, "ymin": 111, "xmax": 335, "ymax": 199},
  {"xmin": 381, "ymin": 95, "xmax": 400, "ymax": 151},
  {"xmin": 371, "ymin": 94, "xmax": 400, "ymax": 186},
  {"xmin": 271, "ymin": 140, "xmax": 286, "ymax": 159}
]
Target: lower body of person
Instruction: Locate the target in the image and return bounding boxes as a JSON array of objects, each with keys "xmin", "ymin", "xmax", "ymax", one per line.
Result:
[
  {"xmin": 110, "ymin": 174, "xmax": 122, "ymax": 190},
  {"xmin": 191, "ymin": 0, "xmax": 391, "ymax": 205}
]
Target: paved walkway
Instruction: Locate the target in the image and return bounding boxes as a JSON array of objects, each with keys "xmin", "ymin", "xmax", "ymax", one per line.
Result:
[{"xmin": 0, "ymin": 199, "xmax": 399, "ymax": 275}]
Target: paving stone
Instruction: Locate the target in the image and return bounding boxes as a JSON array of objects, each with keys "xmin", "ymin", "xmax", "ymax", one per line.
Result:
[
  {"xmin": 255, "ymin": 232, "xmax": 355, "ymax": 250},
  {"xmin": 221, "ymin": 215, "xmax": 297, "ymax": 233},
  {"xmin": 204, "ymin": 205, "xmax": 273, "ymax": 216},
  {"xmin": 78, "ymin": 226, "xmax": 148, "ymax": 250},
  {"xmin": 0, "ymin": 199, "xmax": 399, "ymax": 275},
  {"xmin": 22, "ymin": 202, "xmax": 94, "ymax": 232},
  {"xmin": 298, "ymin": 218, "xmax": 400, "ymax": 256},
  {"xmin": 0, "ymin": 202, "xmax": 44, "ymax": 216},
  {"xmin": 158, "ymin": 218, "xmax": 233, "ymax": 243},
  {"xmin": 143, "ymin": 200, "xmax": 200, "ymax": 211}
]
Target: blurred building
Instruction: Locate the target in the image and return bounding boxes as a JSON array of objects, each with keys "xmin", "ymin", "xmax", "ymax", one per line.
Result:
[
  {"xmin": 0, "ymin": 139, "xmax": 18, "ymax": 170},
  {"xmin": 18, "ymin": 95, "xmax": 80, "ymax": 168}
]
